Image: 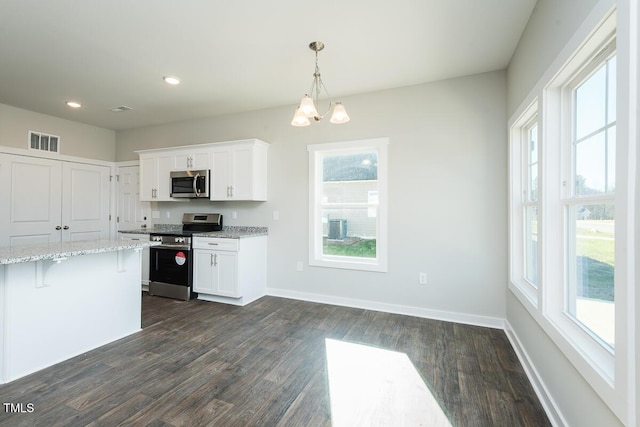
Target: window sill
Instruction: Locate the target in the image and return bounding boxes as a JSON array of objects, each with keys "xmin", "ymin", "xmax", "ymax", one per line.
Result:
[{"xmin": 310, "ymin": 256, "xmax": 387, "ymax": 273}]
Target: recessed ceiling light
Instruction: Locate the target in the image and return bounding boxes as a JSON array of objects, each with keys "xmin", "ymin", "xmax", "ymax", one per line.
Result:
[
  {"xmin": 66, "ymin": 101, "xmax": 82, "ymax": 108},
  {"xmin": 163, "ymin": 76, "xmax": 180, "ymax": 85}
]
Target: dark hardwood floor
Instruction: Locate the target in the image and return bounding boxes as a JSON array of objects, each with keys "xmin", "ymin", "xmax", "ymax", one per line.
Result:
[{"xmin": 0, "ymin": 294, "xmax": 550, "ymax": 426}]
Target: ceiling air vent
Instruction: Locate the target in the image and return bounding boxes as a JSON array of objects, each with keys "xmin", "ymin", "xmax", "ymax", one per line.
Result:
[
  {"xmin": 29, "ymin": 131, "xmax": 60, "ymax": 153},
  {"xmin": 110, "ymin": 105, "xmax": 133, "ymax": 112}
]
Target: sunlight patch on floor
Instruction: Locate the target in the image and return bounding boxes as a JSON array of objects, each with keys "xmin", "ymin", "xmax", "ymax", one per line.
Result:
[{"xmin": 325, "ymin": 338, "xmax": 452, "ymax": 427}]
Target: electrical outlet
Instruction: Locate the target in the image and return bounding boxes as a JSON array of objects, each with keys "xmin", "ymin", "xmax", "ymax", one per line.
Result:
[
  {"xmin": 232, "ymin": 211, "xmax": 237, "ymax": 219},
  {"xmin": 273, "ymin": 210, "xmax": 280, "ymax": 220},
  {"xmin": 296, "ymin": 261, "xmax": 303, "ymax": 271},
  {"xmin": 419, "ymin": 272, "xmax": 427, "ymax": 285}
]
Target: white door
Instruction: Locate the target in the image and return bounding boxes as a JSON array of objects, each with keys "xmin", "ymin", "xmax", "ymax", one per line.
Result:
[
  {"xmin": 61, "ymin": 162, "xmax": 111, "ymax": 242},
  {"xmin": 229, "ymin": 147, "xmax": 253, "ymax": 200},
  {"xmin": 193, "ymin": 249, "xmax": 215, "ymax": 293},
  {"xmin": 139, "ymin": 156, "xmax": 157, "ymax": 201},
  {"xmin": 210, "ymin": 150, "xmax": 230, "ymax": 200},
  {"xmin": 0, "ymin": 154, "xmax": 63, "ymax": 247},
  {"xmin": 215, "ymin": 251, "xmax": 239, "ymax": 297},
  {"xmin": 155, "ymin": 154, "xmax": 174, "ymax": 200},
  {"xmin": 116, "ymin": 165, "xmax": 150, "ymax": 230}
]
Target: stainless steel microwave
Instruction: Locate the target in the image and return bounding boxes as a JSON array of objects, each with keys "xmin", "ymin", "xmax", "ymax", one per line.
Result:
[{"xmin": 170, "ymin": 170, "xmax": 210, "ymax": 198}]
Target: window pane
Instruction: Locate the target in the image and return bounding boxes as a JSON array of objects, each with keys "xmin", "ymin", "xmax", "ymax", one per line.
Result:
[
  {"xmin": 323, "ymin": 181, "xmax": 377, "ymax": 204},
  {"xmin": 575, "ymin": 132, "xmax": 606, "ymax": 195},
  {"xmin": 524, "ymin": 206, "xmax": 538, "ymax": 287},
  {"xmin": 322, "ymin": 208, "xmax": 376, "ymax": 258},
  {"xmin": 528, "ymin": 123, "xmax": 539, "ymax": 202},
  {"xmin": 323, "ymin": 152, "xmax": 378, "ymax": 182},
  {"xmin": 567, "ymin": 204, "xmax": 615, "ymax": 348},
  {"xmin": 575, "ymin": 64, "xmax": 607, "ymax": 140},
  {"xmin": 607, "ymin": 56, "xmax": 616, "ymax": 124},
  {"xmin": 607, "ymin": 126, "xmax": 616, "ymax": 192}
]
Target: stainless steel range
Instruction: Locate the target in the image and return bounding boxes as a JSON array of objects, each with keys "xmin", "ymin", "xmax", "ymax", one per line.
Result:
[{"xmin": 149, "ymin": 213, "xmax": 223, "ymax": 301}]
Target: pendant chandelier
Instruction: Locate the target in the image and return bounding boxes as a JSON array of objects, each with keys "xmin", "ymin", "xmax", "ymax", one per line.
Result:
[{"xmin": 291, "ymin": 41, "xmax": 350, "ymax": 127}]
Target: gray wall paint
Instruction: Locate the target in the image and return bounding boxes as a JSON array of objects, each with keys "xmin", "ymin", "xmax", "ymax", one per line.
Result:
[
  {"xmin": 506, "ymin": 0, "xmax": 600, "ymax": 116},
  {"xmin": 506, "ymin": 0, "xmax": 621, "ymax": 425},
  {"xmin": 0, "ymin": 104, "xmax": 116, "ymax": 161},
  {"xmin": 117, "ymin": 71, "xmax": 508, "ymax": 321}
]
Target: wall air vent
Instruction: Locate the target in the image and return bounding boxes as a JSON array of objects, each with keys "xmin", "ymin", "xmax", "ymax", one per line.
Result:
[
  {"xmin": 110, "ymin": 105, "xmax": 133, "ymax": 112},
  {"xmin": 28, "ymin": 131, "xmax": 60, "ymax": 153}
]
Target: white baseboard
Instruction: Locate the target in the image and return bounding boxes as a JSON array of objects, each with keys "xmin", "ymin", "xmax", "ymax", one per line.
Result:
[
  {"xmin": 266, "ymin": 287, "xmax": 505, "ymax": 329},
  {"xmin": 504, "ymin": 320, "xmax": 567, "ymax": 427}
]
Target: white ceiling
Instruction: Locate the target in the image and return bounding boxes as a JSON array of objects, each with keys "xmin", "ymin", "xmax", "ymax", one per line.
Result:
[{"xmin": 0, "ymin": 0, "xmax": 537, "ymax": 131}]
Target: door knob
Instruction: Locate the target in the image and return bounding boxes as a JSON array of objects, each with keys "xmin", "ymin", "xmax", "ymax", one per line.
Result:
[
  {"xmin": 63, "ymin": 225, "xmax": 69, "ymax": 230},
  {"xmin": 55, "ymin": 226, "xmax": 62, "ymax": 230}
]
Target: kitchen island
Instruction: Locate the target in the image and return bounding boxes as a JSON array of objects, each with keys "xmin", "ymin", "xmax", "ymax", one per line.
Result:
[{"xmin": 0, "ymin": 239, "xmax": 158, "ymax": 384}]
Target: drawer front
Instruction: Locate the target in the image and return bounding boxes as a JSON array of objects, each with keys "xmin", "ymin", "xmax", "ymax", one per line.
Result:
[
  {"xmin": 118, "ymin": 233, "xmax": 150, "ymax": 242},
  {"xmin": 192, "ymin": 238, "xmax": 239, "ymax": 251}
]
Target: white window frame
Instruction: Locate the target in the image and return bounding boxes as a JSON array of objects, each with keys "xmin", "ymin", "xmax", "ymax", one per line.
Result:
[
  {"xmin": 509, "ymin": 6, "xmax": 634, "ymax": 420},
  {"xmin": 509, "ymin": 101, "xmax": 540, "ymax": 306},
  {"xmin": 308, "ymin": 138, "xmax": 388, "ymax": 272}
]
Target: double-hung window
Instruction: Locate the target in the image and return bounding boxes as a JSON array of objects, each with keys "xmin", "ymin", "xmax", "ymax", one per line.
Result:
[
  {"xmin": 509, "ymin": 103, "xmax": 540, "ymax": 305},
  {"xmin": 509, "ymin": 7, "xmax": 629, "ymax": 417},
  {"xmin": 308, "ymin": 138, "xmax": 388, "ymax": 272},
  {"xmin": 565, "ymin": 45, "xmax": 617, "ymax": 348}
]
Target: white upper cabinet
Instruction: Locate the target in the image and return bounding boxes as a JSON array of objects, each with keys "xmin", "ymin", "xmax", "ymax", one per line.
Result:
[
  {"xmin": 210, "ymin": 140, "xmax": 268, "ymax": 201},
  {"xmin": 172, "ymin": 148, "xmax": 211, "ymax": 170},
  {"xmin": 139, "ymin": 153, "xmax": 174, "ymax": 201}
]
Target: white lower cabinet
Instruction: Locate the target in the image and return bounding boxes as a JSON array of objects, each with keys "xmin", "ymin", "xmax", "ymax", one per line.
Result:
[
  {"xmin": 118, "ymin": 233, "xmax": 150, "ymax": 291},
  {"xmin": 193, "ymin": 236, "xmax": 267, "ymax": 306}
]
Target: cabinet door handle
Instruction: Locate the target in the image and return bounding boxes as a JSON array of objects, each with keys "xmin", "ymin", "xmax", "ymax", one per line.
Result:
[
  {"xmin": 230, "ymin": 186, "xmax": 234, "ymax": 197},
  {"xmin": 214, "ymin": 254, "xmax": 218, "ymax": 266},
  {"xmin": 207, "ymin": 242, "xmax": 218, "ymax": 246},
  {"xmin": 210, "ymin": 253, "xmax": 214, "ymax": 266}
]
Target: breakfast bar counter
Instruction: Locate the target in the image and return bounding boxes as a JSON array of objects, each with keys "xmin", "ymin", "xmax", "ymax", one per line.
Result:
[{"xmin": 0, "ymin": 239, "xmax": 158, "ymax": 384}]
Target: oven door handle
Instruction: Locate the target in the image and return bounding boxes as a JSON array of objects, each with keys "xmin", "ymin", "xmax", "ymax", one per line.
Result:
[{"xmin": 153, "ymin": 244, "xmax": 191, "ymax": 250}]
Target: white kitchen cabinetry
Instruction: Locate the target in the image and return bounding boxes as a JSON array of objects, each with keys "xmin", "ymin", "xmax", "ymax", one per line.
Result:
[
  {"xmin": 136, "ymin": 139, "xmax": 269, "ymax": 202},
  {"xmin": 0, "ymin": 153, "xmax": 111, "ymax": 247},
  {"xmin": 172, "ymin": 149, "xmax": 210, "ymax": 170},
  {"xmin": 210, "ymin": 140, "xmax": 268, "ymax": 201},
  {"xmin": 118, "ymin": 232, "xmax": 151, "ymax": 291},
  {"xmin": 139, "ymin": 153, "xmax": 174, "ymax": 201},
  {"xmin": 192, "ymin": 236, "xmax": 267, "ymax": 306}
]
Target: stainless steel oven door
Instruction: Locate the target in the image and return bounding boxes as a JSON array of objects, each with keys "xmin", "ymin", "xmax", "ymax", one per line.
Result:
[{"xmin": 149, "ymin": 246, "xmax": 194, "ymax": 300}]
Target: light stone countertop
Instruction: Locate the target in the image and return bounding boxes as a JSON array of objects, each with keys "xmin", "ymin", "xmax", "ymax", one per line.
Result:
[
  {"xmin": 0, "ymin": 239, "xmax": 160, "ymax": 265},
  {"xmin": 118, "ymin": 225, "xmax": 268, "ymax": 239}
]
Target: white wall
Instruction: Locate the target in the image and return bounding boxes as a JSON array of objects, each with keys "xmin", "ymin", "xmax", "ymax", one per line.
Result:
[
  {"xmin": 507, "ymin": 0, "xmax": 600, "ymax": 116},
  {"xmin": 0, "ymin": 103, "xmax": 115, "ymax": 161},
  {"xmin": 506, "ymin": 0, "xmax": 624, "ymax": 426},
  {"xmin": 117, "ymin": 71, "xmax": 508, "ymax": 325}
]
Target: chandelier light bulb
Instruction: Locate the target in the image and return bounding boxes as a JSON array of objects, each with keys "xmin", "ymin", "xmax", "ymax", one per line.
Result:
[
  {"xmin": 291, "ymin": 107, "xmax": 311, "ymax": 127},
  {"xmin": 330, "ymin": 102, "xmax": 350, "ymax": 124},
  {"xmin": 298, "ymin": 95, "xmax": 318, "ymax": 117}
]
